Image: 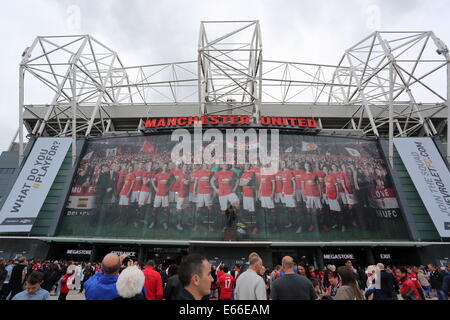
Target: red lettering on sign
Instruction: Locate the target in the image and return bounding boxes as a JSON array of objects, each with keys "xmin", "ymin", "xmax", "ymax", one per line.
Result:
[
  {"xmin": 298, "ymin": 118, "xmax": 307, "ymax": 127},
  {"xmin": 210, "ymin": 116, "xmax": 219, "ymax": 125},
  {"xmin": 167, "ymin": 118, "xmax": 177, "ymax": 126},
  {"xmin": 220, "ymin": 115, "xmax": 229, "ymax": 124},
  {"xmin": 230, "ymin": 115, "xmax": 239, "ymax": 125},
  {"xmin": 307, "ymin": 119, "xmax": 317, "ymax": 128},
  {"xmin": 145, "ymin": 119, "xmax": 157, "ymax": 128},
  {"xmin": 201, "ymin": 116, "xmax": 209, "ymax": 125},
  {"xmin": 156, "ymin": 118, "xmax": 166, "ymax": 127},
  {"xmin": 177, "ymin": 117, "xmax": 187, "ymax": 126},
  {"xmin": 260, "ymin": 116, "xmax": 270, "ymax": 125},
  {"xmin": 188, "ymin": 117, "xmax": 199, "ymax": 125},
  {"xmin": 240, "ymin": 116, "xmax": 250, "ymax": 124},
  {"xmin": 271, "ymin": 117, "xmax": 283, "ymax": 126},
  {"xmin": 287, "ymin": 117, "xmax": 297, "ymax": 126}
]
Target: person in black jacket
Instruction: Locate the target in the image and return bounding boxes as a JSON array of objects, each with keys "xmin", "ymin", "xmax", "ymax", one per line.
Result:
[
  {"xmin": 41, "ymin": 263, "xmax": 60, "ymax": 293},
  {"xmin": 376, "ymin": 263, "xmax": 398, "ymax": 300},
  {"xmin": 9, "ymin": 257, "xmax": 28, "ymax": 300},
  {"xmin": 80, "ymin": 262, "xmax": 95, "ymax": 293},
  {"xmin": 91, "ymin": 165, "xmax": 116, "ymax": 226},
  {"xmin": 164, "ymin": 271, "xmax": 182, "ymax": 301},
  {"xmin": 0, "ymin": 259, "xmax": 7, "ymax": 292},
  {"xmin": 176, "ymin": 254, "xmax": 212, "ymax": 300}
]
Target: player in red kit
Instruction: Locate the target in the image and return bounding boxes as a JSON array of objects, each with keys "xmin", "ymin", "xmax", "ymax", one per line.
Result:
[
  {"xmin": 150, "ymin": 163, "xmax": 174, "ymax": 230},
  {"xmin": 116, "ymin": 164, "xmax": 127, "ymax": 199},
  {"xmin": 216, "ymin": 266, "xmax": 235, "ymax": 300},
  {"xmin": 279, "ymin": 161, "xmax": 296, "ymax": 230},
  {"xmin": 131, "ymin": 162, "xmax": 144, "ymax": 205},
  {"xmin": 323, "ymin": 165, "xmax": 341, "ymax": 230},
  {"xmin": 211, "ymin": 164, "xmax": 240, "ymax": 230},
  {"xmin": 342, "ymin": 163, "xmax": 360, "ymax": 230},
  {"xmin": 119, "ymin": 165, "xmax": 135, "ymax": 226},
  {"xmin": 193, "ymin": 164, "xmax": 214, "ymax": 231},
  {"xmin": 313, "ymin": 162, "xmax": 329, "ymax": 232},
  {"xmin": 174, "ymin": 164, "xmax": 190, "ymax": 231},
  {"xmin": 139, "ymin": 162, "xmax": 154, "ymax": 228},
  {"xmin": 170, "ymin": 164, "xmax": 183, "ymax": 204},
  {"xmin": 302, "ymin": 162, "xmax": 321, "ymax": 233},
  {"xmin": 293, "ymin": 162, "xmax": 306, "ymax": 206},
  {"xmin": 239, "ymin": 164, "xmax": 257, "ymax": 234},
  {"xmin": 331, "ymin": 163, "xmax": 348, "ymax": 232},
  {"xmin": 274, "ymin": 170, "xmax": 283, "ymax": 205},
  {"xmin": 259, "ymin": 164, "xmax": 276, "ymax": 232}
]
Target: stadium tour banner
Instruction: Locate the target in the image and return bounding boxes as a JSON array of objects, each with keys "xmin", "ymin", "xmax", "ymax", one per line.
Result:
[
  {"xmin": 394, "ymin": 137, "xmax": 450, "ymax": 237},
  {"xmin": 58, "ymin": 117, "xmax": 410, "ymax": 241},
  {"xmin": 0, "ymin": 137, "xmax": 72, "ymax": 232}
]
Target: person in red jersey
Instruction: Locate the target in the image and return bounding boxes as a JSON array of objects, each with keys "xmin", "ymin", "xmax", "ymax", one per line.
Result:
[
  {"xmin": 406, "ymin": 266, "xmax": 426, "ymax": 300},
  {"xmin": 216, "ymin": 266, "xmax": 235, "ymax": 300},
  {"xmin": 313, "ymin": 161, "xmax": 326, "ymax": 207},
  {"xmin": 252, "ymin": 164, "xmax": 262, "ymax": 200},
  {"xmin": 343, "ymin": 163, "xmax": 360, "ymax": 229},
  {"xmin": 279, "ymin": 161, "xmax": 296, "ymax": 230},
  {"xmin": 170, "ymin": 164, "xmax": 183, "ymax": 204},
  {"xmin": 142, "ymin": 259, "xmax": 163, "ymax": 300},
  {"xmin": 138, "ymin": 162, "xmax": 154, "ymax": 208},
  {"xmin": 119, "ymin": 165, "xmax": 135, "ymax": 226},
  {"xmin": 259, "ymin": 164, "xmax": 277, "ymax": 232},
  {"xmin": 211, "ymin": 164, "xmax": 240, "ymax": 229},
  {"xmin": 301, "ymin": 162, "xmax": 321, "ymax": 233},
  {"xmin": 274, "ymin": 169, "xmax": 283, "ymax": 205},
  {"xmin": 239, "ymin": 164, "xmax": 257, "ymax": 234},
  {"xmin": 293, "ymin": 162, "xmax": 306, "ymax": 205},
  {"xmin": 131, "ymin": 162, "xmax": 144, "ymax": 205},
  {"xmin": 192, "ymin": 164, "xmax": 213, "ymax": 231},
  {"xmin": 116, "ymin": 164, "xmax": 127, "ymax": 198},
  {"xmin": 175, "ymin": 165, "xmax": 190, "ymax": 231},
  {"xmin": 331, "ymin": 163, "xmax": 349, "ymax": 232},
  {"xmin": 313, "ymin": 162, "xmax": 330, "ymax": 232},
  {"xmin": 137, "ymin": 162, "xmax": 154, "ymax": 228},
  {"xmin": 322, "ymin": 165, "xmax": 341, "ymax": 230},
  {"xmin": 395, "ymin": 267, "xmax": 421, "ymax": 300},
  {"xmin": 150, "ymin": 163, "xmax": 174, "ymax": 230}
]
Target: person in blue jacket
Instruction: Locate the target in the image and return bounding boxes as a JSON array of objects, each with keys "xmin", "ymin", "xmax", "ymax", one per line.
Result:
[{"xmin": 84, "ymin": 253, "xmax": 121, "ymax": 300}]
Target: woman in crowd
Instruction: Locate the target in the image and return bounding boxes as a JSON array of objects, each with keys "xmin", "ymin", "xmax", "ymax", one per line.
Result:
[{"xmin": 333, "ymin": 266, "xmax": 365, "ymax": 300}]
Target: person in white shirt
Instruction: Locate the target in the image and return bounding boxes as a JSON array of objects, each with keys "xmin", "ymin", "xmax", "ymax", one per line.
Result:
[{"xmin": 234, "ymin": 257, "xmax": 266, "ymax": 300}]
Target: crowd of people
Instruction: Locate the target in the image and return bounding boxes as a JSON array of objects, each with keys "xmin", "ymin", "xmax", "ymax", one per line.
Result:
[
  {"xmin": 67, "ymin": 136, "xmax": 402, "ymax": 238},
  {"xmin": 1, "ymin": 254, "xmax": 449, "ymax": 300}
]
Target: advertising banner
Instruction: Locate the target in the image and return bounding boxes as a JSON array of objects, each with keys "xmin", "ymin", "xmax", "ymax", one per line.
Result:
[
  {"xmin": 0, "ymin": 137, "xmax": 72, "ymax": 232},
  {"xmin": 394, "ymin": 137, "xmax": 450, "ymax": 237},
  {"xmin": 57, "ymin": 131, "xmax": 409, "ymax": 241}
]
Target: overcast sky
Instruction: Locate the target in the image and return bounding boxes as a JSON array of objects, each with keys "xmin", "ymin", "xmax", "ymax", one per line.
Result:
[{"xmin": 0, "ymin": 0, "xmax": 449, "ymax": 152}]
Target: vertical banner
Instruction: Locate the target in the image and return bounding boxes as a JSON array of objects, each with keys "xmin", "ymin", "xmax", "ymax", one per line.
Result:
[
  {"xmin": 394, "ymin": 137, "xmax": 450, "ymax": 237},
  {"xmin": 0, "ymin": 137, "xmax": 72, "ymax": 232}
]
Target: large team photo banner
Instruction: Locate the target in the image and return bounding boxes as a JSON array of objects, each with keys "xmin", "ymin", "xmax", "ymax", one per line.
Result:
[
  {"xmin": 58, "ymin": 130, "xmax": 409, "ymax": 241},
  {"xmin": 0, "ymin": 137, "xmax": 72, "ymax": 232},
  {"xmin": 394, "ymin": 137, "xmax": 450, "ymax": 237}
]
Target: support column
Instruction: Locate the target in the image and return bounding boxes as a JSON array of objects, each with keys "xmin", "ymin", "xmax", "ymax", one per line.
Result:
[
  {"xmin": 365, "ymin": 247, "xmax": 375, "ymax": 266},
  {"xmin": 138, "ymin": 246, "xmax": 146, "ymax": 263},
  {"xmin": 19, "ymin": 65, "xmax": 25, "ymax": 166},
  {"xmin": 71, "ymin": 65, "xmax": 77, "ymax": 167},
  {"xmin": 89, "ymin": 245, "xmax": 98, "ymax": 263},
  {"xmin": 447, "ymin": 56, "xmax": 450, "ymax": 164},
  {"xmin": 388, "ymin": 61, "xmax": 394, "ymax": 167},
  {"xmin": 315, "ymin": 247, "xmax": 324, "ymax": 270}
]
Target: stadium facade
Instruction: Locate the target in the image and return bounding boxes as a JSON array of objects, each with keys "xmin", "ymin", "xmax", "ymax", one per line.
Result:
[{"xmin": 0, "ymin": 21, "xmax": 450, "ymax": 269}]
